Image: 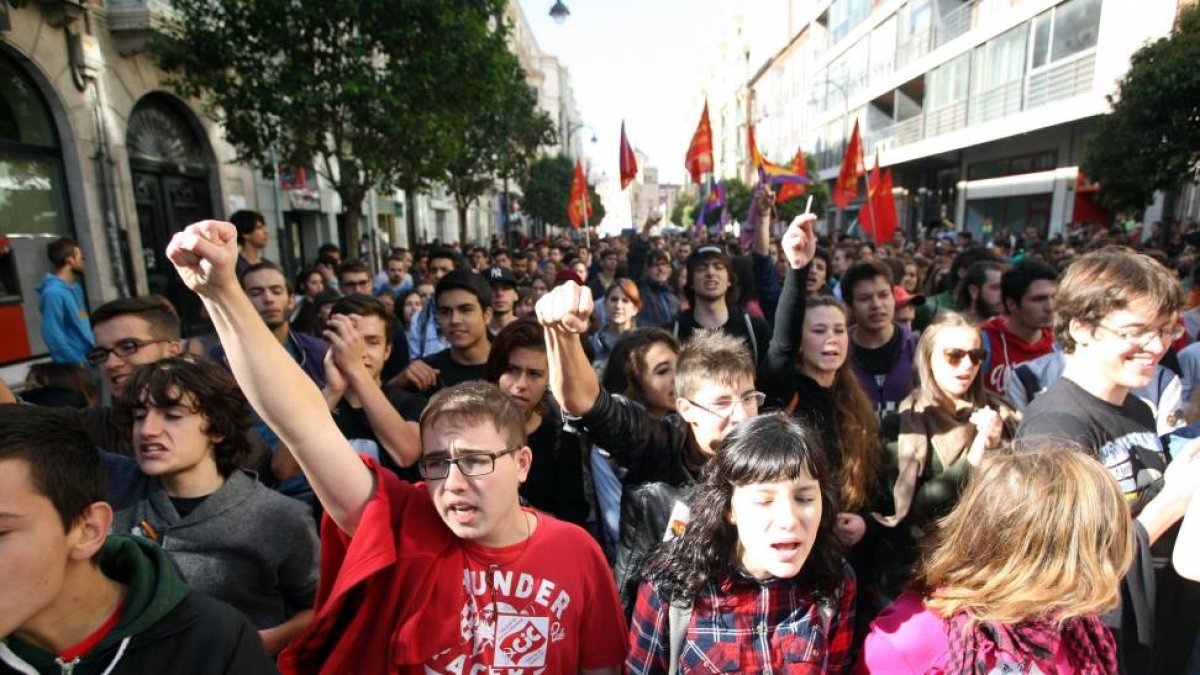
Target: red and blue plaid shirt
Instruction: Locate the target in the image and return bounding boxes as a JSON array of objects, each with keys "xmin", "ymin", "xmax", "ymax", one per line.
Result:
[{"xmin": 626, "ymin": 563, "xmax": 857, "ymax": 674}]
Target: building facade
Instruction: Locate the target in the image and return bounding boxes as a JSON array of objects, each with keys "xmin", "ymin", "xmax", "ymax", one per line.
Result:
[{"xmin": 742, "ymin": 0, "xmax": 1184, "ymax": 237}]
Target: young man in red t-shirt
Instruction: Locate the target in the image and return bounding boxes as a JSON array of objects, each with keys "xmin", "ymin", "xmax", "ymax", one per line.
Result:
[{"xmin": 165, "ymin": 220, "xmax": 627, "ymax": 675}]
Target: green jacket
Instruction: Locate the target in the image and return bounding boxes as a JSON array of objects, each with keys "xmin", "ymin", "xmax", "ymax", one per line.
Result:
[{"xmin": 0, "ymin": 535, "xmax": 276, "ymax": 674}]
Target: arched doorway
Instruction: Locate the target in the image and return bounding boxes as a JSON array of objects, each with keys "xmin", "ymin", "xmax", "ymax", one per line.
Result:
[
  {"xmin": 127, "ymin": 95, "xmax": 214, "ymax": 336},
  {"xmin": 0, "ymin": 51, "xmax": 76, "ymax": 363}
]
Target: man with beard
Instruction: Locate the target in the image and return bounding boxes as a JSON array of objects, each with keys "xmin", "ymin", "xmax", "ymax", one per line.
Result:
[
  {"xmin": 955, "ymin": 260, "xmax": 1008, "ymax": 323},
  {"xmin": 671, "ymin": 245, "xmax": 769, "ymax": 366},
  {"xmin": 485, "ymin": 266, "xmax": 520, "ymax": 339},
  {"xmin": 635, "ymin": 249, "xmax": 679, "ymax": 329},
  {"xmin": 980, "ymin": 260, "xmax": 1057, "ymax": 394},
  {"xmin": 844, "ymin": 260, "xmax": 918, "ymax": 416}
]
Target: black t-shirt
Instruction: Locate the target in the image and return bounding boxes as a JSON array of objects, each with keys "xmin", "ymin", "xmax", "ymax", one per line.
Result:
[
  {"xmin": 673, "ymin": 309, "xmax": 771, "ymax": 365},
  {"xmin": 170, "ymin": 494, "xmax": 209, "ymax": 519},
  {"xmin": 854, "ymin": 328, "xmax": 901, "ymax": 377},
  {"xmin": 520, "ymin": 418, "xmax": 588, "ymax": 525},
  {"xmin": 333, "ymin": 384, "xmax": 427, "ymax": 482},
  {"xmin": 1017, "ymin": 377, "xmax": 1166, "ymax": 513},
  {"xmin": 423, "ymin": 348, "xmax": 488, "ymax": 390}
]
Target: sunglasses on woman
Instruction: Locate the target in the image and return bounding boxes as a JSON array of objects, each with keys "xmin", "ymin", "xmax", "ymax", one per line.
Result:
[{"xmin": 943, "ymin": 348, "xmax": 987, "ymax": 367}]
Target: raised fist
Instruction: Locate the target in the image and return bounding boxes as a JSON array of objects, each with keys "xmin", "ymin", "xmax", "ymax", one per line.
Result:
[
  {"xmin": 782, "ymin": 213, "xmax": 818, "ymax": 270},
  {"xmin": 535, "ymin": 281, "xmax": 593, "ymax": 334},
  {"xmin": 165, "ymin": 220, "xmax": 239, "ymax": 296}
]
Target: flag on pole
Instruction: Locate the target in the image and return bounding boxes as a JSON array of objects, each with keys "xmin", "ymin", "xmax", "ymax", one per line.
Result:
[
  {"xmin": 833, "ymin": 120, "xmax": 864, "ymax": 211},
  {"xmin": 749, "ymin": 126, "xmax": 809, "ymax": 187},
  {"xmin": 859, "ymin": 156, "xmax": 898, "ymax": 243},
  {"xmin": 860, "ymin": 155, "xmax": 882, "ymax": 241},
  {"xmin": 684, "ymin": 101, "xmax": 714, "ymax": 185},
  {"xmin": 777, "ymin": 147, "xmax": 809, "ymax": 203},
  {"xmin": 619, "ymin": 121, "xmax": 639, "ymax": 189},
  {"xmin": 567, "ymin": 159, "xmax": 591, "ymax": 229},
  {"xmin": 694, "ymin": 179, "xmax": 726, "ymax": 227}
]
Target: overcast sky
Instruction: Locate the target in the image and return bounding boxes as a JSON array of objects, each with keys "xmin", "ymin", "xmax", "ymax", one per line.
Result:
[{"xmin": 517, "ymin": 0, "xmax": 733, "ymax": 186}]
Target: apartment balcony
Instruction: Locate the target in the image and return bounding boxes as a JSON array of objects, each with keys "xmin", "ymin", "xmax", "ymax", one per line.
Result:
[{"xmin": 863, "ymin": 49, "xmax": 1097, "ymax": 161}]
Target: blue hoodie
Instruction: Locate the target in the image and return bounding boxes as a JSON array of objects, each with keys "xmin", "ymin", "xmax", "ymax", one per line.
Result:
[{"xmin": 35, "ymin": 273, "xmax": 93, "ymax": 363}]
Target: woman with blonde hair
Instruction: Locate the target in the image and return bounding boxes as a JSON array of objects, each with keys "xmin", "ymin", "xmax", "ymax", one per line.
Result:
[
  {"xmin": 858, "ymin": 448, "xmax": 1134, "ymax": 673},
  {"xmin": 875, "ymin": 312, "xmax": 1018, "ymax": 594}
]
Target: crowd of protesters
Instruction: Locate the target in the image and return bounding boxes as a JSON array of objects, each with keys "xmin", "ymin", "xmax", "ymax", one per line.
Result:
[{"xmin": 3, "ymin": 199, "xmax": 1200, "ymax": 674}]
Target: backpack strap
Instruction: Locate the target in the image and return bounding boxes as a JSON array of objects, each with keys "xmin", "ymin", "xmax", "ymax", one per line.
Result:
[
  {"xmin": 744, "ymin": 313, "xmax": 759, "ymax": 364},
  {"xmin": 667, "ymin": 601, "xmax": 693, "ymax": 674},
  {"xmin": 1015, "ymin": 363, "xmax": 1041, "ymax": 405}
]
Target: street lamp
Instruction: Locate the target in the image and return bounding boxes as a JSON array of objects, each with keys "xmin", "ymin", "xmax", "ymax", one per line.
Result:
[
  {"xmin": 563, "ymin": 120, "xmax": 598, "ymax": 157},
  {"xmin": 549, "ymin": 1, "xmax": 570, "ymax": 24}
]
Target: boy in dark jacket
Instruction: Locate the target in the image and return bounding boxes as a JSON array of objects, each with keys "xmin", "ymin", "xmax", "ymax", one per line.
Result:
[{"xmin": 0, "ymin": 405, "xmax": 275, "ymax": 675}]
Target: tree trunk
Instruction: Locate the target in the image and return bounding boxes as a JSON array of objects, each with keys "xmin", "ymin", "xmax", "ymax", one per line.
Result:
[
  {"xmin": 458, "ymin": 203, "xmax": 470, "ymax": 246},
  {"xmin": 405, "ymin": 186, "xmax": 420, "ymax": 246},
  {"xmin": 342, "ymin": 207, "xmax": 362, "ymax": 261}
]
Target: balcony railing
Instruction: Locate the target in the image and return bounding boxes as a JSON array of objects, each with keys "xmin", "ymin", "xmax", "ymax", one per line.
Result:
[
  {"xmin": 896, "ymin": 28, "xmax": 933, "ymax": 70},
  {"xmin": 934, "ymin": 1, "xmax": 976, "ymax": 48},
  {"xmin": 1026, "ymin": 51, "xmax": 1097, "ymax": 110},
  {"xmin": 968, "ymin": 79, "xmax": 1023, "ymax": 125},
  {"xmin": 925, "ymin": 99, "xmax": 968, "ymax": 137}
]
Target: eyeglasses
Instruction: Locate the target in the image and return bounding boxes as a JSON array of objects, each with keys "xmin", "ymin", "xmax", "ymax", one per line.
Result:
[
  {"xmin": 942, "ymin": 348, "xmax": 987, "ymax": 367},
  {"xmin": 684, "ymin": 391, "xmax": 766, "ymax": 418},
  {"xmin": 86, "ymin": 338, "xmax": 170, "ymax": 365},
  {"xmin": 417, "ymin": 447, "xmax": 520, "ymax": 480},
  {"xmin": 1095, "ymin": 323, "xmax": 1185, "ymax": 349}
]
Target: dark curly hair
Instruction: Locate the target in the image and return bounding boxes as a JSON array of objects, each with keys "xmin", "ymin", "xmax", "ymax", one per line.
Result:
[
  {"xmin": 641, "ymin": 413, "xmax": 844, "ymax": 604},
  {"xmin": 117, "ymin": 356, "xmax": 253, "ymax": 477}
]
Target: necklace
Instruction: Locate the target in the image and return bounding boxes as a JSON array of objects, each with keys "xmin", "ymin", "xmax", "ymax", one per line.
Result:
[{"xmin": 462, "ymin": 511, "xmax": 535, "ymax": 631}]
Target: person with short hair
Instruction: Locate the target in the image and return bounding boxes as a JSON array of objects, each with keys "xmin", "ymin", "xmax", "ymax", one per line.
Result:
[
  {"xmin": 484, "ymin": 266, "xmax": 520, "ymax": 338},
  {"xmin": 626, "ymin": 413, "xmax": 856, "ymax": 674},
  {"xmin": 0, "ymin": 405, "xmax": 278, "ymax": 674},
  {"xmin": 375, "ymin": 252, "xmax": 414, "ymax": 297},
  {"xmin": 843, "ymin": 260, "xmax": 919, "ymax": 417},
  {"xmin": 980, "ymin": 260, "xmax": 1058, "ymax": 394},
  {"xmin": 37, "ymin": 237, "xmax": 93, "ymax": 364},
  {"xmin": 230, "ymin": 210, "xmax": 269, "ymax": 278},
  {"xmin": 636, "ymin": 249, "xmax": 680, "ymax": 329},
  {"xmin": 859, "ymin": 448, "xmax": 1135, "ymax": 674},
  {"xmin": 397, "ymin": 269, "xmax": 492, "ymax": 393},
  {"xmin": 321, "ymin": 294, "xmax": 424, "ymax": 481},
  {"xmin": 407, "ymin": 247, "xmax": 461, "ymax": 360},
  {"xmin": 162, "ymin": 218, "xmax": 627, "ymax": 673},
  {"xmin": 1016, "ymin": 247, "xmax": 1200, "ymax": 674},
  {"xmin": 954, "ymin": 260, "xmax": 1007, "ymax": 323},
  {"xmin": 335, "ymin": 259, "xmax": 373, "ymax": 297},
  {"xmin": 588, "ymin": 249, "xmax": 621, "ymax": 301},
  {"xmin": 106, "ymin": 357, "xmax": 319, "ymax": 656}
]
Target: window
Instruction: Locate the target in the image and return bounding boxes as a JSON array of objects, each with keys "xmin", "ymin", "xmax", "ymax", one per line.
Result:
[
  {"xmin": 869, "ymin": 15, "xmax": 898, "ymax": 82},
  {"xmin": 967, "ymin": 150, "xmax": 1058, "ymax": 180},
  {"xmin": 0, "ymin": 55, "xmax": 72, "ymax": 237},
  {"xmin": 927, "ymin": 53, "xmax": 970, "ymax": 111},
  {"xmin": 1030, "ymin": 0, "xmax": 1102, "ymax": 69},
  {"xmin": 972, "ymin": 24, "xmax": 1028, "ymax": 94}
]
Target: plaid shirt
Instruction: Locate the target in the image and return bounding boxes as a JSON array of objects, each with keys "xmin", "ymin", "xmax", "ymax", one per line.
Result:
[{"xmin": 626, "ymin": 563, "xmax": 856, "ymax": 674}]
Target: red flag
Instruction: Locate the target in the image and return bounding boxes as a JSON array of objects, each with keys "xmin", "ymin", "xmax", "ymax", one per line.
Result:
[
  {"xmin": 567, "ymin": 159, "xmax": 591, "ymax": 229},
  {"xmin": 833, "ymin": 120, "xmax": 864, "ymax": 210},
  {"xmin": 860, "ymin": 155, "xmax": 882, "ymax": 240},
  {"xmin": 619, "ymin": 121, "xmax": 639, "ymax": 189},
  {"xmin": 684, "ymin": 101, "xmax": 714, "ymax": 185},
  {"xmin": 875, "ymin": 168, "xmax": 899, "ymax": 243},
  {"xmin": 777, "ymin": 147, "xmax": 809, "ymax": 203}
]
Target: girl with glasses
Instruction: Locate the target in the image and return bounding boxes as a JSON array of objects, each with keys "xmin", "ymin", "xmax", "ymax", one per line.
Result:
[
  {"xmin": 625, "ymin": 413, "xmax": 855, "ymax": 674},
  {"xmin": 874, "ymin": 312, "xmax": 1017, "ymax": 597}
]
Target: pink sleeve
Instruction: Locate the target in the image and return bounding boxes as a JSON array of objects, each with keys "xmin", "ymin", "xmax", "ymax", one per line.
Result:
[{"xmin": 856, "ymin": 628, "xmax": 918, "ymax": 674}]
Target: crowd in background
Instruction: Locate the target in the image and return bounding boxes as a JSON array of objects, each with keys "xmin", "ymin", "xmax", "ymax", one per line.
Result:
[{"xmin": 4, "ymin": 201, "xmax": 1200, "ymax": 674}]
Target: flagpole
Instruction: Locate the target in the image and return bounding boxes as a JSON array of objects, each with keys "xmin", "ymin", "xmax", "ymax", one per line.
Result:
[{"xmin": 864, "ymin": 158, "xmax": 879, "ymax": 244}]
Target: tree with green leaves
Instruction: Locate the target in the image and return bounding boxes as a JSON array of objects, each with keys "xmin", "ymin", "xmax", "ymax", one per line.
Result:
[
  {"xmin": 154, "ymin": 0, "xmax": 514, "ymax": 250},
  {"xmin": 670, "ymin": 191, "xmax": 698, "ymax": 226},
  {"xmin": 445, "ymin": 56, "xmax": 556, "ymax": 244},
  {"xmin": 520, "ymin": 155, "xmax": 604, "ymax": 230},
  {"xmin": 1083, "ymin": 4, "xmax": 1200, "ymax": 213}
]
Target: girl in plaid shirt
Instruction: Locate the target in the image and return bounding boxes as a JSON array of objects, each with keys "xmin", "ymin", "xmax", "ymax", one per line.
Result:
[{"xmin": 626, "ymin": 413, "xmax": 856, "ymax": 673}]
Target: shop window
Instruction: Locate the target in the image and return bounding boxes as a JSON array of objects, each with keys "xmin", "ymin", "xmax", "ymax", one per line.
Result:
[{"xmin": 0, "ymin": 54, "xmax": 72, "ymax": 237}]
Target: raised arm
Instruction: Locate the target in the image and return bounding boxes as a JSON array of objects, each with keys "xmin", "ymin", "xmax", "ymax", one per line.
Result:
[
  {"xmin": 759, "ymin": 215, "xmax": 818, "ymax": 404},
  {"xmin": 537, "ymin": 281, "xmax": 601, "ymax": 416},
  {"xmin": 166, "ymin": 221, "xmax": 374, "ymax": 534}
]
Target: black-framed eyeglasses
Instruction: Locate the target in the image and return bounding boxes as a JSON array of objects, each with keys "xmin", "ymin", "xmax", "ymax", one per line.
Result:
[
  {"xmin": 1095, "ymin": 323, "xmax": 1185, "ymax": 349},
  {"xmin": 417, "ymin": 447, "xmax": 520, "ymax": 480},
  {"xmin": 86, "ymin": 338, "xmax": 170, "ymax": 366},
  {"xmin": 942, "ymin": 348, "xmax": 987, "ymax": 367},
  {"xmin": 684, "ymin": 391, "xmax": 766, "ymax": 418}
]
